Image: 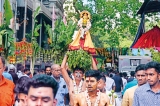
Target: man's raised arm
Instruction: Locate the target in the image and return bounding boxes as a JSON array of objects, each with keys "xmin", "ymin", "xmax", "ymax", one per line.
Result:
[
  {"xmin": 61, "ymin": 55, "xmax": 71, "ymax": 86},
  {"xmin": 91, "ymin": 56, "xmax": 98, "ymax": 70}
]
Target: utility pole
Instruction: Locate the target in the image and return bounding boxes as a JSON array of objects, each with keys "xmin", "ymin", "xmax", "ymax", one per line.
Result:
[
  {"xmin": 14, "ymin": 1, "xmax": 17, "ymax": 42},
  {"xmin": 39, "ymin": 0, "xmax": 42, "ymax": 47},
  {"xmin": 23, "ymin": 0, "xmax": 27, "ymax": 39}
]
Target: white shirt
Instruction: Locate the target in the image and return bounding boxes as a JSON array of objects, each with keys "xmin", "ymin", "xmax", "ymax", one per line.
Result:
[
  {"xmin": 106, "ymin": 90, "xmax": 121, "ymax": 106},
  {"xmin": 16, "ymin": 71, "xmax": 23, "ymax": 78},
  {"xmin": 105, "ymin": 77, "xmax": 115, "ymax": 91},
  {"xmin": 122, "ymin": 77, "xmax": 127, "ymax": 90}
]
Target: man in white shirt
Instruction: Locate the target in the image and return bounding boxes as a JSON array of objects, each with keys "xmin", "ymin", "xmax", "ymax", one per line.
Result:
[
  {"xmin": 104, "ymin": 71, "xmax": 115, "ymax": 91},
  {"xmin": 16, "ymin": 64, "xmax": 24, "ymax": 78},
  {"xmin": 121, "ymin": 72, "xmax": 127, "ymax": 90}
]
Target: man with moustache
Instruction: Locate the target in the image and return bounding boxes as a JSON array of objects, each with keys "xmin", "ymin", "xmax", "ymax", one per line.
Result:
[
  {"xmin": 133, "ymin": 62, "xmax": 160, "ymax": 106},
  {"xmin": 45, "ymin": 66, "xmax": 52, "ymax": 76},
  {"xmin": 74, "ymin": 70, "xmax": 109, "ymax": 106},
  {"xmin": 122, "ymin": 64, "xmax": 147, "ymax": 106},
  {"xmin": 61, "ymin": 55, "xmax": 97, "ymax": 106},
  {"xmin": 51, "ymin": 64, "xmax": 68, "ymax": 106}
]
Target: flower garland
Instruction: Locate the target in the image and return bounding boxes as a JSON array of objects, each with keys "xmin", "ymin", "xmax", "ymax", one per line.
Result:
[
  {"xmin": 85, "ymin": 89, "xmax": 101, "ymax": 106},
  {"xmin": 78, "ymin": 18, "xmax": 91, "ymax": 30},
  {"xmin": 72, "ymin": 75, "xmax": 83, "ymax": 94}
]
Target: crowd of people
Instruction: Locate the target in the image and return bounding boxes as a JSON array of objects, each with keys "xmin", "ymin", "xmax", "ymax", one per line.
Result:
[{"xmin": 0, "ymin": 55, "xmax": 160, "ymax": 106}]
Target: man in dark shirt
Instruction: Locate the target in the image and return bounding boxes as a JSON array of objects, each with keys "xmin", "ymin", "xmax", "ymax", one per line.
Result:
[
  {"xmin": 112, "ymin": 71, "xmax": 123, "ymax": 100},
  {"xmin": 127, "ymin": 71, "xmax": 135, "ymax": 83}
]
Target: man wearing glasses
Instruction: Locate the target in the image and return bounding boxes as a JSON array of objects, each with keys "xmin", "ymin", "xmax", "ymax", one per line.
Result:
[{"xmin": 51, "ymin": 64, "xmax": 68, "ymax": 106}]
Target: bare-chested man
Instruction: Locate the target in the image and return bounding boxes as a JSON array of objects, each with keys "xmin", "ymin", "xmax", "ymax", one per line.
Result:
[
  {"xmin": 74, "ymin": 70, "xmax": 109, "ymax": 106},
  {"xmin": 61, "ymin": 55, "xmax": 97, "ymax": 106}
]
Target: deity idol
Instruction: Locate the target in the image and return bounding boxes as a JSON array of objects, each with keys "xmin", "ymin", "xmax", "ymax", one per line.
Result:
[{"xmin": 69, "ymin": 10, "xmax": 96, "ymax": 54}]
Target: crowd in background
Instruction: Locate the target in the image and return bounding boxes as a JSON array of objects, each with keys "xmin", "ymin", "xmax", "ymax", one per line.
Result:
[{"xmin": 0, "ymin": 55, "xmax": 160, "ymax": 106}]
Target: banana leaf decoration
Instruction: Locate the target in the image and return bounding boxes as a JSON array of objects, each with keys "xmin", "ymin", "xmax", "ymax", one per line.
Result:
[
  {"xmin": 4, "ymin": 0, "xmax": 13, "ymax": 25},
  {"xmin": 44, "ymin": 22, "xmax": 53, "ymax": 44},
  {"xmin": 0, "ymin": 28, "xmax": 15, "ymax": 57}
]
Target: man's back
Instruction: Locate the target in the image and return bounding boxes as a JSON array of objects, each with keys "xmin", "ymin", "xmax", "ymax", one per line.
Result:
[
  {"xmin": 122, "ymin": 77, "xmax": 127, "ymax": 89},
  {"xmin": 127, "ymin": 77, "xmax": 134, "ymax": 83},
  {"xmin": 122, "ymin": 79, "xmax": 137, "ymax": 95},
  {"xmin": 113, "ymin": 75, "xmax": 123, "ymax": 92},
  {"xmin": 105, "ymin": 77, "xmax": 115, "ymax": 91},
  {"xmin": 9, "ymin": 71, "xmax": 18, "ymax": 84}
]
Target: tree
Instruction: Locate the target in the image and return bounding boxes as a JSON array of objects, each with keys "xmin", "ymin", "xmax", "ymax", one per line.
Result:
[
  {"xmin": 0, "ymin": 0, "xmax": 15, "ymax": 62},
  {"xmin": 64, "ymin": 0, "xmax": 143, "ymax": 48},
  {"xmin": 44, "ymin": 19, "xmax": 76, "ymax": 64},
  {"xmin": 28, "ymin": 7, "xmax": 42, "ymax": 75}
]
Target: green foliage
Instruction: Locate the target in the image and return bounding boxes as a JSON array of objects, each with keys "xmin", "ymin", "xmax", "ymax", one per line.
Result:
[
  {"xmin": 44, "ymin": 19, "xmax": 76, "ymax": 64},
  {"xmin": 31, "ymin": 6, "xmax": 41, "ymax": 53},
  {"xmin": 4, "ymin": 0, "xmax": 13, "ymax": 25},
  {"xmin": 150, "ymin": 48, "xmax": 160, "ymax": 62},
  {"xmin": 33, "ymin": 6, "xmax": 41, "ymax": 21},
  {"xmin": 67, "ymin": 0, "xmax": 143, "ymax": 48},
  {"xmin": 66, "ymin": 49, "xmax": 92, "ymax": 71},
  {"xmin": 44, "ymin": 22, "xmax": 53, "ymax": 42},
  {"xmin": 0, "ymin": 0, "xmax": 15, "ymax": 60},
  {"xmin": 34, "ymin": 23, "xmax": 42, "ymax": 36},
  {"xmin": 28, "ymin": 6, "xmax": 41, "ymax": 74},
  {"xmin": 0, "ymin": 24, "xmax": 15, "ymax": 59}
]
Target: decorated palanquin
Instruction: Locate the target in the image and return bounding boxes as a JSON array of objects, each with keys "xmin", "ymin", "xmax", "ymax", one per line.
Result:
[
  {"xmin": 69, "ymin": 10, "xmax": 96, "ymax": 54},
  {"xmin": 9, "ymin": 38, "xmax": 32, "ymax": 64}
]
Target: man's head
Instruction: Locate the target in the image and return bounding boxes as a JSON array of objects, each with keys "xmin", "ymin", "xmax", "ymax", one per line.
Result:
[
  {"xmin": 135, "ymin": 64, "xmax": 146, "ymax": 86},
  {"xmin": 114, "ymin": 70, "xmax": 119, "ymax": 75},
  {"xmin": 73, "ymin": 67, "xmax": 85, "ymax": 81},
  {"xmin": 122, "ymin": 72, "xmax": 127, "ymax": 78},
  {"xmin": 144, "ymin": 61, "xmax": 160, "ymax": 86},
  {"xmin": 45, "ymin": 66, "xmax": 51, "ymax": 75},
  {"xmin": 97, "ymin": 73, "xmax": 106, "ymax": 92},
  {"xmin": 17, "ymin": 64, "xmax": 24, "ymax": 72},
  {"xmin": 9, "ymin": 64, "xmax": 16, "ymax": 73},
  {"xmin": 85, "ymin": 70, "xmax": 101, "ymax": 92},
  {"xmin": 104, "ymin": 71, "xmax": 109, "ymax": 77},
  {"xmin": 14, "ymin": 76, "xmax": 29, "ymax": 106},
  {"xmin": 130, "ymin": 71, "xmax": 135, "ymax": 77},
  {"xmin": 51, "ymin": 64, "xmax": 61, "ymax": 79},
  {"xmin": 4, "ymin": 66, "xmax": 8, "ymax": 72},
  {"xmin": 24, "ymin": 69, "xmax": 30, "ymax": 75},
  {"xmin": 38, "ymin": 69, "xmax": 45, "ymax": 74},
  {"xmin": 0, "ymin": 57, "xmax": 5, "ymax": 76},
  {"xmin": 27, "ymin": 74, "xmax": 58, "ymax": 106}
]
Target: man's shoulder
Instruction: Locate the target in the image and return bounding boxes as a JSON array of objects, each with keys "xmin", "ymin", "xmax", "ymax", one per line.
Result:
[
  {"xmin": 60, "ymin": 77, "xmax": 66, "ymax": 82},
  {"xmin": 122, "ymin": 78, "xmax": 127, "ymax": 82},
  {"xmin": 135, "ymin": 83, "xmax": 149, "ymax": 93},
  {"xmin": 101, "ymin": 92, "xmax": 109, "ymax": 98},
  {"xmin": 106, "ymin": 77, "xmax": 114, "ymax": 81},
  {"xmin": 126, "ymin": 79, "xmax": 138, "ymax": 86},
  {"xmin": 126, "ymin": 85, "xmax": 138, "ymax": 92},
  {"xmin": 3, "ymin": 77, "xmax": 14, "ymax": 87}
]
